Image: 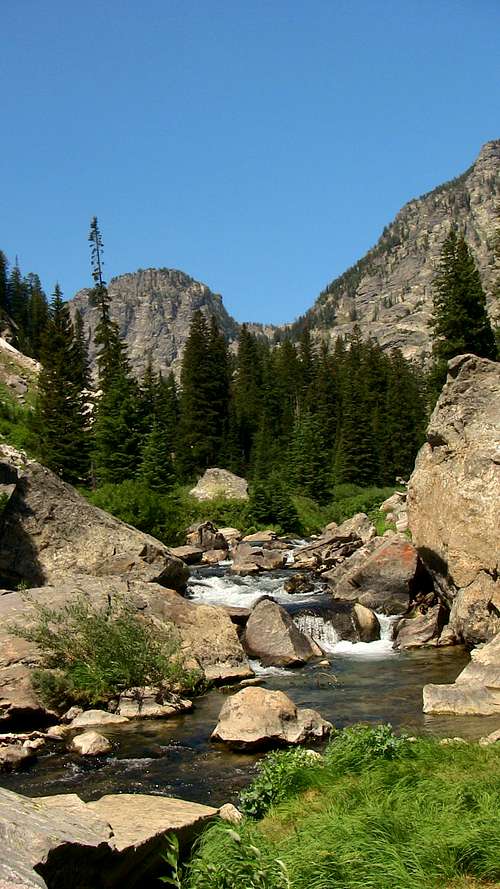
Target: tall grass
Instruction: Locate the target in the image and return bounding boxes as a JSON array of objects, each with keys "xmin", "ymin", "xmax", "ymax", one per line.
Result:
[{"xmin": 181, "ymin": 727, "xmax": 500, "ymax": 889}]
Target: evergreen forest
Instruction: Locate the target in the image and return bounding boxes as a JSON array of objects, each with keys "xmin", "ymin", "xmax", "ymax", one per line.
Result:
[{"xmin": 0, "ymin": 221, "xmax": 497, "ymax": 542}]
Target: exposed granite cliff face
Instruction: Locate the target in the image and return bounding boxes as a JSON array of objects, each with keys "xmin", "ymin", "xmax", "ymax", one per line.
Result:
[
  {"xmin": 407, "ymin": 354, "xmax": 500, "ymax": 646},
  {"xmin": 70, "ymin": 268, "xmax": 240, "ymax": 379},
  {"xmin": 288, "ymin": 140, "xmax": 500, "ymax": 360},
  {"xmin": 69, "ymin": 142, "xmax": 498, "ymax": 374}
]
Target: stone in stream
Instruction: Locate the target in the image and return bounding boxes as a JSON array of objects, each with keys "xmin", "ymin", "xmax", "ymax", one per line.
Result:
[
  {"xmin": 116, "ymin": 687, "xmax": 193, "ymax": 719},
  {"xmin": 231, "ymin": 543, "xmax": 287, "ymax": 575},
  {"xmin": 70, "ymin": 730, "xmax": 112, "ymax": 756},
  {"xmin": 211, "ymin": 686, "xmax": 332, "ymax": 750},
  {"xmin": 69, "ymin": 710, "xmax": 130, "ymax": 728},
  {"xmin": 0, "ymin": 744, "xmax": 36, "ymax": 772},
  {"xmin": 353, "ymin": 603, "xmax": 380, "ymax": 642},
  {"xmin": 394, "ymin": 604, "xmax": 446, "ymax": 650},
  {"xmin": 423, "ymin": 630, "xmax": 500, "ymax": 716},
  {"xmin": 243, "ymin": 598, "xmax": 322, "ymax": 666},
  {"xmin": 201, "ymin": 548, "xmax": 228, "ymax": 565},
  {"xmin": 169, "ymin": 544, "xmax": 204, "ymax": 564},
  {"xmin": 185, "ymin": 520, "xmax": 228, "ymax": 552}
]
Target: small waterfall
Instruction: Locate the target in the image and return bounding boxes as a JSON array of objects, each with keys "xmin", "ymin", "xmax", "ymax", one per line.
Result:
[
  {"xmin": 376, "ymin": 612, "xmax": 399, "ymax": 642},
  {"xmin": 294, "ymin": 614, "xmax": 340, "ymax": 652}
]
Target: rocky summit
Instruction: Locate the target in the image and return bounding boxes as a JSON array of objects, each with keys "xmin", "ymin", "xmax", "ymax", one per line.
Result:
[
  {"xmin": 70, "ymin": 267, "xmax": 240, "ymax": 379},
  {"xmin": 291, "ymin": 140, "xmax": 499, "ymax": 360},
  {"xmin": 69, "ymin": 141, "xmax": 499, "ymax": 374}
]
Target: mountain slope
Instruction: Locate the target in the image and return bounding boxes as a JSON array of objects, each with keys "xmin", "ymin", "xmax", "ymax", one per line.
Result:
[
  {"xmin": 286, "ymin": 139, "xmax": 499, "ymax": 359},
  {"xmin": 71, "ymin": 267, "xmax": 240, "ymax": 379}
]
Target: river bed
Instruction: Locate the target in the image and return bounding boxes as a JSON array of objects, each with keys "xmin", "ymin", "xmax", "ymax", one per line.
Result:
[{"xmin": 2, "ymin": 564, "xmax": 497, "ymax": 807}]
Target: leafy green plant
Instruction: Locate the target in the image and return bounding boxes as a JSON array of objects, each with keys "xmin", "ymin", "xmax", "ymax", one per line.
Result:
[
  {"xmin": 12, "ymin": 594, "xmax": 202, "ymax": 709},
  {"xmin": 184, "ymin": 826, "xmax": 292, "ymax": 889},
  {"xmin": 240, "ymin": 748, "xmax": 324, "ymax": 818},
  {"xmin": 325, "ymin": 723, "xmax": 411, "ymax": 774}
]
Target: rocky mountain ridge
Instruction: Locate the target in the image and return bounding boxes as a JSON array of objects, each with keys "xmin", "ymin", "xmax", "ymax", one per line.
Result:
[
  {"xmin": 69, "ymin": 140, "xmax": 499, "ymax": 374},
  {"xmin": 288, "ymin": 139, "xmax": 499, "ymax": 359}
]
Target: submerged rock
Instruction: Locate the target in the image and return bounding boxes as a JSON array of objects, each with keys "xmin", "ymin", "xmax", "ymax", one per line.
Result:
[
  {"xmin": 211, "ymin": 686, "xmax": 332, "ymax": 750},
  {"xmin": 243, "ymin": 598, "xmax": 321, "ymax": 666},
  {"xmin": 408, "ymin": 355, "xmax": 500, "ymax": 646}
]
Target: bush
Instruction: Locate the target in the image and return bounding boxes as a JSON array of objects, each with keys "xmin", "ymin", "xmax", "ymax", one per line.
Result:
[
  {"xmin": 12, "ymin": 594, "xmax": 202, "ymax": 709},
  {"xmin": 325, "ymin": 723, "xmax": 411, "ymax": 774},
  {"xmin": 239, "ymin": 748, "xmax": 324, "ymax": 818}
]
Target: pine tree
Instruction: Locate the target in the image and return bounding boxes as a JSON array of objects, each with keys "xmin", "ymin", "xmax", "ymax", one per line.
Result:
[
  {"xmin": 138, "ymin": 419, "xmax": 176, "ymax": 492},
  {"xmin": 25, "ymin": 273, "xmax": 49, "ymax": 358},
  {"xmin": 34, "ymin": 285, "xmax": 90, "ymax": 483},
  {"xmin": 431, "ymin": 228, "xmax": 497, "ymax": 390},
  {"xmin": 0, "ymin": 251, "xmax": 8, "ymax": 315}
]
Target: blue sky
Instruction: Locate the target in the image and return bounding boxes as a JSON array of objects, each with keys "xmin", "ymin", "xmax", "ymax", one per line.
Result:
[{"xmin": 1, "ymin": 0, "xmax": 498, "ymax": 324}]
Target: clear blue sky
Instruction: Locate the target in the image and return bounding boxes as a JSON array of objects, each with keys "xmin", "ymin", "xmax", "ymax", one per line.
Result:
[{"xmin": 1, "ymin": 0, "xmax": 498, "ymax": 324}]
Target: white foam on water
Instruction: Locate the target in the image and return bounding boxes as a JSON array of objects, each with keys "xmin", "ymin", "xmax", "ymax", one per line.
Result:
[
  {"xmin": 188, "ymin": 572, "xmax": 317, "ymax": 608},
  {"xmin": 294, "ymin": 614, "xmax": 340, "ymax": 652},
  {"xmin": 248, "ymin": 659, "xmax": 295, "ymax": 676}
]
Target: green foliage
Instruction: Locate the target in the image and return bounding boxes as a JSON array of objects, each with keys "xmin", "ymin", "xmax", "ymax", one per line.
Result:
[
  {"xmin": 0, "ymin": 387, "xmax": 38, "ymax": 454},
  {"xmin": 184, "ymin": 730, "xmax": 500, "ymax": 889},
  {"xmin": 247, "ymin": 475, "xmax": 301, "ymax": 534},
  {"xmin": 431, "ymin": 228, "xmax": 497, "ymax": 391},
  {"xmin": 239, "ymin": 748, "xmax": 325, "ymax": 818},
  {"xmin": 12, "ymin": 594, "xmax": 200, "ymax": 709},
  {"xmin": 326, "ymin": 483, "xmax": 397, "ymax": 524}
]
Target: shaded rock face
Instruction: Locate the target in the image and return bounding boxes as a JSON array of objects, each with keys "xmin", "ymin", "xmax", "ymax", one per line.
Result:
[
  {"xmin": 0, "ymin": 447, "xmax": 188, "ymax": 593},
  {"xmin": 211, "ymin": 686, "xmax": 332, "ymax": 751},
  {"xmin": 70, "ymin": 267, "xmax": 239, "ymax": 380},
  {"xmin": 0, "ymin": 786, "xmax": 217, "ymax": 889},
  {"xmin": 242, "ymin": 598, "xmax": 321, "ymax": 666},
  {"xmin": 0, "ymin": 576, "xmax": 252, "ymax": 727},
  {"xmin": 394, "ymin": 604, "xmax": 446, "ymax": 650},
  {"xmin": 408, "ymin": 355, "xmax": 500, "ymax": 646},
  {"xmin": 423, "ymin": 631, "xmax": 500, "ymax": 716},
  {"xmin": 289, "ymin": 140, "xmax": 499, "ymax": 361},
  {"xmin": 190, "ymin": 468, "xmax": 248, "ymax": 501}
]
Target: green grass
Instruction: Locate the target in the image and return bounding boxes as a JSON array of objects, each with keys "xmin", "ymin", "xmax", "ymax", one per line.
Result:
[
  {"xmin": 0, "ymin": 380, "xmax": 38, "ymax": 455},
  {"xmin": 181, "ymin": 726, "xmax": 500, "ymax": 889}
]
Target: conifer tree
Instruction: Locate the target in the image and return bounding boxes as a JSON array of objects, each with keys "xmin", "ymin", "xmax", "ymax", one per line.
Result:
[
  {"xmin": 34, "ymin": 285, "xmax": 90, "ymax": 483},
  {"xmin": 431, "ymin": 228, "xmax": 497, "ymax": 390},
  {"xmin": 138, "ymin": 419, "xmax": 176, "ymax": 492},
  {"xmin": 0, "ymin": 251, "xmax": 9, "ymax": 314}
]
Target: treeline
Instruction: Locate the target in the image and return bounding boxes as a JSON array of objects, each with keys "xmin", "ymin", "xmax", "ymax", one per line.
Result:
[{"xmin": 0, "ymin": 251, "xmax": 49, "ymax": 358}]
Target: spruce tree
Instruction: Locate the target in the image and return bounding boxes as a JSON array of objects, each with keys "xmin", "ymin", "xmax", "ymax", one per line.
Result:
[
  {"xmin": 34, "ymin": 285, "xmax": 90, "ymax": 483},
  {"xmin": 0, "ymin": 251, "xmax": 8, "ymax": 315},
  {"xmin": 431, "ymin": 228, "xmax": 497, "ymax": 390},
  {"xmin": 138, "ymin": 419, "xmax": 176, "ymax": 492}
]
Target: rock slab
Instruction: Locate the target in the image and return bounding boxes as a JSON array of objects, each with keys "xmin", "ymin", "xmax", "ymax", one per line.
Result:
[
  {"xmin": 408, "ymin": 355, "xmax": 500, "ymax": 645},
  {"xmin": 423, "ymin": 631, "xmax": 500, "ymax": 715}
]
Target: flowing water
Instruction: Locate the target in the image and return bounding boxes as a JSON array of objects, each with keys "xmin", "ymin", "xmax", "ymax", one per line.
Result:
[{"xmin": 2, "ymin": 564, "xmax": 497, "ymax": 807}]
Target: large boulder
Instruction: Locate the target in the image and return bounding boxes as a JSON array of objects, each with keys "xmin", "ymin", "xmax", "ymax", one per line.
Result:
[
  {"xmin": 326, "ymin": 538, "xmax": 422, "ymax": 615},
  {"xmin": 0, "ymin": 447, "xmax": 188, "ymax": 592},
  {"xmin": 242, "ymin": 598, "xmax": 321, "ymax": 666},
  {"xmin": 423, "ymin": 631, "xmax": 500, "ymax": 716},
  {"xmin": 0, "ymin": 786, "xmax": 217, "ymax": 889},
  {"xmin": 0, "ymin": 575, "xmax": 252, "ymax": 726},
  {"xmin": 407, "ymin": 355, "xmax": 500, "ymax": 646},
  {"xmin": 231, "ymin": 543, "xmax": 287, "ymax": 575},
  {"xmin": 189, "ymin": 467, "xmax": 248, "ymax": 501},
  {"xmin": 211, "ymin": 686, "xmax": 332, "ymax": 750}
]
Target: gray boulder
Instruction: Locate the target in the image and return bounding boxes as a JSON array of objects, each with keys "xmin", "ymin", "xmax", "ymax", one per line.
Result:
[
  {"xmin": 243, "ymin": 599, "xmax": 321, "ymax": 666},
  {"xmin": 0, "ymin": 446, "xmax": 188, "ymax": 592},
  {"xmin": 189, "ymin": 468, "xmax": 248, "ymax": 501},
  {"xmin": 394, "ymin": 604, "xmax": 446, "ymax": 650},
  {"xmin": 408, "ymin": 355, "xmax": 500, "ymax": 645},
  {"xmin": 211, "ymin": 686, "xmax": 332, "ymax": 750},
  {"xmin": 185, "ymin": 521, "xmax": 228, "ymax": 552}
]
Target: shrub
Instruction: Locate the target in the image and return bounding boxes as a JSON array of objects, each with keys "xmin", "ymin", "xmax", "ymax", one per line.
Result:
[
  {"xmin": 325, "ymin": 723, "xmax": 411, "ymax": 774},
  {"xmin": 239, "ymin": 748, "xmax": 324, "ymax": 818},
  {"xmin": 12, "ymin": 594, "xmax": 202, "ymax": 709}
]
